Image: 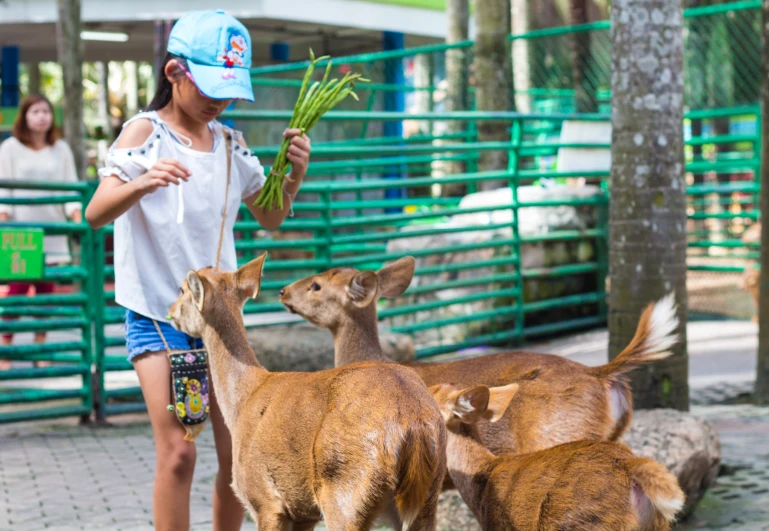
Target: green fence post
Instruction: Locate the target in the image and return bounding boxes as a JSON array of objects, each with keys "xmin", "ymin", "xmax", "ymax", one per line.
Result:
[
  {"xmin": 319, "ymin": 189, "xmax": 333, "ymax": 271},
  {"xmin": 509, "ymin": 118, "xmax": 525, "ymax": 344},
  {"xmin": 92, "ymin": 227, "xmax": 107, "ymax": 422}
]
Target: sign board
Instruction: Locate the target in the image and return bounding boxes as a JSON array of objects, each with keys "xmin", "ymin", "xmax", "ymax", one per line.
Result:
[{"xmin": 0, "ymin": 228, "xmax": 45, "ymax": 281}]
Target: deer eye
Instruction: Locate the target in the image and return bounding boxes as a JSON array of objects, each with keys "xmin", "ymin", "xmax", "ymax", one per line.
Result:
[{"xmin": 310, "ymin": 281, "xmax": 321, "ymax": 292}]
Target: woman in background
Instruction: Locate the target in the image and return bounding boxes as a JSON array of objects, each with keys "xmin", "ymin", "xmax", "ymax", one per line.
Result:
[{"xmin": 0, "ymin": 94, "xmax": 82, "ymax": 369}]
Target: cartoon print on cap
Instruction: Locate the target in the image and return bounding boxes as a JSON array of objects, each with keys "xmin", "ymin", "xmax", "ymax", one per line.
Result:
[{"xmin": 219, "ymin": 32, "xmax": 248, "ymax": 79}]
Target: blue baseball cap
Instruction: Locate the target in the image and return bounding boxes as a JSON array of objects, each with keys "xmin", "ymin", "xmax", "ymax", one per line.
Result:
[{"xmin": 167, "ymin": 10, "xmax": 255, "ymax": 102}]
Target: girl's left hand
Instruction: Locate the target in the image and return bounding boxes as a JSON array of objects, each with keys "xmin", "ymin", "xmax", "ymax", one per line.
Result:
[{"xmin": 284, "ymin": 128, "xmax": 311, "ymax": 180}]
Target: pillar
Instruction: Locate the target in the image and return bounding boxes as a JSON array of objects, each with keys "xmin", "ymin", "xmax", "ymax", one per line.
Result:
[
  {"xmin": 383, "ymin": 31, "xmax": 405, "ymax": 210},
  {"xmin": 1, "ymin": 46, "xmax": 20, "ymax": 107}
]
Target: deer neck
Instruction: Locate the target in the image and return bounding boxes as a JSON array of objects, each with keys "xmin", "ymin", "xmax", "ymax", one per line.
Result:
[
  {"xmin": 202, "ymin": 302, "xmax": 267, "ymax": 427},
  {"xmin": 331, "ymin": 307, "xmax": 391, "ymax": 366},
  {"xmin": 445, "ymin": 424, "xmax": 499, "ymax": 519}
]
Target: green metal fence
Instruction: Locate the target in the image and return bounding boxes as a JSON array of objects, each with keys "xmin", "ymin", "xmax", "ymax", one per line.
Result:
[{"xmin": 0, "ymin": 180, "xmax": 95, "ymax": 424}]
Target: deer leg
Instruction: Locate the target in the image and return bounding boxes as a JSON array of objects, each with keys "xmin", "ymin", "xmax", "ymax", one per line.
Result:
[
  {"xmin": 256, "ymin": 511, "xmax": 292, "ymax": 531},
  {"xmin": 317, "ymin": 491, "xmax": 375, "ymax": 531},
  {"xmin": 291, "ymin": 521, "xmax": 320, "ymax": 531},
  {"xmin": 374, "ymin": 498, "xmax": 402, "ymax": 530}
]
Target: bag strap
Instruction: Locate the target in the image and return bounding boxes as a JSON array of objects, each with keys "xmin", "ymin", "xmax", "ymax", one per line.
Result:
[
  {"xmin": 215, "ymin": 129, "xmax": 233, "ymax": 270},
  {"xmin": 153, "ymin": 128, "xmax": 234, "ymax": 356}
]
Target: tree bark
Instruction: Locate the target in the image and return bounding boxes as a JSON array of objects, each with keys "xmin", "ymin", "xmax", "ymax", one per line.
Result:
[
  {"xmin": 570, "ymin": 0, "xmax": 597, "ymax": 113},
  {"xmin": 609, "ymin": 0, "xmax": 689, "ymax": 411},
  {"xmin": 27, "ymin": 63, "xmax": 41, "ymax": 95},
  {"xmin": 474, "ymin": 0, "xmax": 513, "ymax": 189},
  {"xmin": 125, "ymin": 61, "xmax": 139, "ymax": 117},
  {"xmin": 443, "ymin": 0, "xmax": 470, "ymax": 195},
  {"xmin": 96, "ymin": 61, "xmax": 111, "ymax": 142},
  {"xmin": 756, "ymin": 0, "xmax": 769, "ymax": 405},
  {"xmin": 511, "ymin": 0, "xmax": 533, "ymax": 113},
  {"xmin": 56, "ymin": 0, "xmax": 86, "ymax": 179}
]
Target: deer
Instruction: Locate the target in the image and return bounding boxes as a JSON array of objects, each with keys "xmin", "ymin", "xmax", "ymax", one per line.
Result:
[
  {"xmin": 167, "ymin": 253, "xmax": 447, "ymax": 531},
  {"xmin": 429, "ymin": 382, "xmax": 685, "ymax": 531},
  {"xmin": 279, "ymin": 257, "xmax": 679, "ymax": 457}
]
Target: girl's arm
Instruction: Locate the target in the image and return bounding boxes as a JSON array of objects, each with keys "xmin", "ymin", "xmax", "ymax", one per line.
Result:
[
  {"xmin": 244, "ymin": 129, "xmax": 311, "ymax": 231},
  {"xmin": 85, "ymin": 120, "xmax": 191, "ymax": 229}
]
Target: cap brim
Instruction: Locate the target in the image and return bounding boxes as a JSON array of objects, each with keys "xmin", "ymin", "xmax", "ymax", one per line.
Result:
[{"xmin": 187, "ymin": 59, "xmax": 254, "ymax": 102}]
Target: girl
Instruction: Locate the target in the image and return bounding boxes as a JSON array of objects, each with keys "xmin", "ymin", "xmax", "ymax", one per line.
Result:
[
  {"xmin": 85, "ymin": 11, "xmax": 311, "ymax": 531},
  {"xmin": 0, "ymin": 94, "xmax": 82, "ymax": 370}
]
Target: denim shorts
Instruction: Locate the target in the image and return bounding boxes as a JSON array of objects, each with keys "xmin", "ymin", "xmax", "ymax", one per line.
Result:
[{"xmin": 125, "ymin": 310, "xmax": 204, "ymax": 362}]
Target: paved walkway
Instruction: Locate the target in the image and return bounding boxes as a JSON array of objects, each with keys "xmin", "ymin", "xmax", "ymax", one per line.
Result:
[{"xmin": 0, "ymin": 321, "xmax": 766, "ymax": 530}]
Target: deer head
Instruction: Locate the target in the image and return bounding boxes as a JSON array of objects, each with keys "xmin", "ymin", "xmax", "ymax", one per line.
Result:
[
  {"xmin": 429, "ymin": 383, "xmax": 519, "ymax": 431},
  {"xmin": 279, "ymin": 256, "xmax": 416, "ymax": 330},
  {"xmin": 169, "ymin": 252, "xmax": 267, "ymax": 337}
]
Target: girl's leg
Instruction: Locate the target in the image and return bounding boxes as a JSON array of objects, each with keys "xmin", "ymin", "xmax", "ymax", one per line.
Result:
[
  {"xmin": 0, "ymin": 330, "xmax": 11, "ymax": 369},
  {"xmin": 134, "ymin": 350, "xmax": 197, "ymax": 531},
  {"xmin": 1, "ymin": 283, "xmax": 31, "ymax": 370},
  {"xmin": 210, "ymin": 374, "xmax": 246, "ymax": 531},
  {"xmin": 32, "ymin": 331, "xmax": 50, "ymax": 368},
  {"xmin": 32, "ymin": 283, "xmax": 54, "ymax": 368}
]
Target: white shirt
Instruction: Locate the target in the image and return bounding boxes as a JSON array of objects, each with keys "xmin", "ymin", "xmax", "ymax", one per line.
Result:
[
  {"xmin": 0, "ymin": 137, "xmax": 80, "ymax": 265},
  {"xmin": 98, "ymin": 111, "xmax": 266, "ymax": 321}
]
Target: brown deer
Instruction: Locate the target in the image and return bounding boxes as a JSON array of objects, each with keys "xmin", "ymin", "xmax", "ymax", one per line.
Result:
[
  {"xmin": 168, "ymin": 253, "xmax": 447, "ymax": 530},
  {"xmin": 429, "ymin": 382, "xmax": 685, "ymax": 531},
  {"xmin": 279, "ymin": 257, "xmax": 679, "ymax": 456}
]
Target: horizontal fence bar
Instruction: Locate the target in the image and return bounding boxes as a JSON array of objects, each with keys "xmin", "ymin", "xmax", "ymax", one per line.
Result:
[
  {"xmin": 0, "ymin": 387, "xmax": 87, "ymax": 405},
  {"xmin": 0, "ymin": 405, "xmax": 91, "ymax": 424},
  {"xmin": 0, "ymin": 179, "xmax": 91, "ymax": 192},
  {"xmin": 222, "ymin": 110, "xmax": 612, "ymax": 122},
  {"xmin": 381, "ymin": 287, "xmax": 522, "ymax": 319},
  {"xmin": 0, "ymin": 317, "xmax": 88, "ymax": 333},
  {"xmin": 0, "ymin": 364, "xmax": 90, "ymax": 381}
]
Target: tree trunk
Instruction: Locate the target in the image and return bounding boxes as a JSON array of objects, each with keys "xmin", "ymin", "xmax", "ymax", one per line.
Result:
[
  {"xmin": 443, "ymin": 0, "xmax": 470, "ymax": 195},
  {"xmin": 125, "ymin": 61, "xmax": 139, "ymax": 117},
  {"xmin": 56, "ymin": 0, "xmax": 86, "ymax": 179},
  {"xmin": 570, "ymin": 0, "xmax": 597, "ymax": 113},
  {"xmin": 96, "ymin": 61, "xmax": 111, "ymax": 141},
  {"xmin": 756, "ymin": 0, "xmax": 769, "ymax": 405},
  {"xmin": 511, "ymin": 0, "xmax": 534, "ymax": 113},
  {"xmin": 27, "ymin": 63, "xmax": 41, "ymax": 95},
  {"xmin": 474, "ymin": 0, "xmax": 513, "ymax": 189},
  {"xmin": 609, "ymin": 0, "xmax": 689, "ymax": 411}
]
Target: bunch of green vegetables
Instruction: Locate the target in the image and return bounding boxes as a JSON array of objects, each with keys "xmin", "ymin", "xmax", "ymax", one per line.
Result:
[{"xmin": 254, "ymin": 49, "xmax": 368, "ymax": 211}]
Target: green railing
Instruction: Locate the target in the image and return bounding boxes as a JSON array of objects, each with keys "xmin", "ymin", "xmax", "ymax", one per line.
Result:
[{"xmin": 0, "ymin": 180, "xmax": 95, "ymax": 424}]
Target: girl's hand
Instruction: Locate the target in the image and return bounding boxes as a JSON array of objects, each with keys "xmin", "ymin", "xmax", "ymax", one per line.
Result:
[
  {"xmin": 284, "ymin": 129, "xmax": 311, "ymax": 180},
  {"xmin": 136, "ymin": 158, "xmax": 191, "ymax": 194}
]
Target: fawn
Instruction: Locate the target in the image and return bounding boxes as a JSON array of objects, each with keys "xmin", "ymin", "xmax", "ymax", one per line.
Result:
[
  {"xmin": 429, "ymin": 382, "xmax": 685, "ymax": 531},
  {"xmin": 280, "ymin": 257, "xmax": 679, "ymax": 455},
  {"xmin": 168, "ymin": 253, "xmax": 447, "ymax": 530}
]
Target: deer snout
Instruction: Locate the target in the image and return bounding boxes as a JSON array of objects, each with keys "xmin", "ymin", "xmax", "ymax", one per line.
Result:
[{"xmin": 279, "ymin": 287, "xmax": 296, "ymax": 313}]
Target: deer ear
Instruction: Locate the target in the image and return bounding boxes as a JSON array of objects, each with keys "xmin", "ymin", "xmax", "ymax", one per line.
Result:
[
  {"xmin": 346, "ymin": 270, "xmax": 379, "ymax": 308},
  {"xmin": 187, "ymin": 271, "xmax": 205, "ymax": 312},
  {"xmin": 450, "ymin": 386, "xmax": 491, "ymax": 424},
  {"xmin": 236, "ymin": 252, "xmax": 267, "ymax": 301},
  {"xmin": 376, "ymin": 256, "xmax": 415, "ymax": 299},
  {"xmin": 483, "ymin": 383, "xmax": 519, "ymax": 423}
]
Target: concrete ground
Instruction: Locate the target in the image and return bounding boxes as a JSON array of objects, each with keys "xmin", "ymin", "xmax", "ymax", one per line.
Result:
[{"xmin": 0, "ymin": 320, "xmax": 766, "ymax": 530}]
